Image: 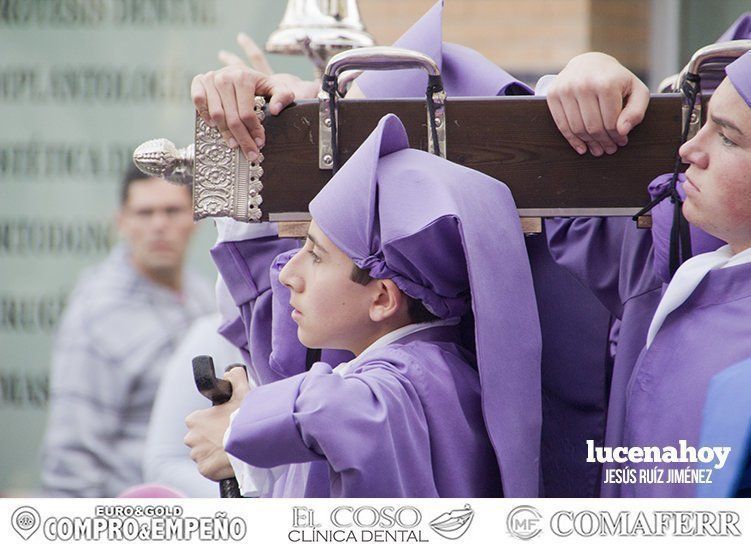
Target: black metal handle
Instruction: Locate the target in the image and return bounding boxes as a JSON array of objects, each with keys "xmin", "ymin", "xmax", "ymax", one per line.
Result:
[{"xmin": 192, "ymin": 355, "xmax": 242, "ymax": 498}]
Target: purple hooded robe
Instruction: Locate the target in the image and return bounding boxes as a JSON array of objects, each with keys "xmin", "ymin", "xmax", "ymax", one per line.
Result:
[{"xmin": 224, "ymin": 114, "xmax": 542, "ymax": 498}]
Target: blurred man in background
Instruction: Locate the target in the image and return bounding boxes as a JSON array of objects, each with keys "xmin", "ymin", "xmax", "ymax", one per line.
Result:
[{"xmin": 40, "ymin": 164, "xmax": 214, "ymax": 497}]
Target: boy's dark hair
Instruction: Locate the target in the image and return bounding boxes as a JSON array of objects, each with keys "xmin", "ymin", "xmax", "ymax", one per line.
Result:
[
  {"xmin": 350, "ymin": 264, "xmax": 440, "ymax": 324},
  {"xmin": 120, "ymin": 162, "xmax": 190, "ymax": 205}
]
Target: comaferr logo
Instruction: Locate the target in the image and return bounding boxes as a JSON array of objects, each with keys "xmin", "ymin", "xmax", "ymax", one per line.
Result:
[
  {"xmin": 506, "ymin": 506, "xmax": 543, "ymax": 540},
  {"xmin": 505, "ymin": 507, "xmax": 743, "ymax": 539},
  {"xmin": 550, "ymin": 510, "xmax": 741, "ymax": 537}
]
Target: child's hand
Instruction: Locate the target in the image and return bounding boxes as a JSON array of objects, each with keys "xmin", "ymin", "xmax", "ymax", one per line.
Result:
[
  {"xmin": 191, "ymin": 60, "xmax": 318, "ymax": 161},
  {"xmin": 184, "ymin": 367, "xmax": 251, "ymax": 481}
]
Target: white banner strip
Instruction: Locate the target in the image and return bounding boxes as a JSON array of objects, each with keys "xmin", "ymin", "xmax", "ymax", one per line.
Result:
[{"xmin": 1, "ymin": 498, "xmax": 751, "ymax": 543}]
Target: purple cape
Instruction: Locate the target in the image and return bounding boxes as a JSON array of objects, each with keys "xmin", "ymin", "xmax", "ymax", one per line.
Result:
[
  {"xmin": 546, "ymin": 217, "xmax": 663, "ymax": 496},
  {"xmin": 211, "ymin": 236, "xmax": 297, "ymax": 384},
  {"xmin": 356, "ymin": 0, "xmax": 532, "ymax": 99}
]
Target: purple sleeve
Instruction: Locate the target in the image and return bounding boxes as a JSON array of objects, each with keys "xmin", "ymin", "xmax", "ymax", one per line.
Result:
[
  {"xmin": 225, "ymin": 371, "xmax": 320, "ymax": 467},
  {"xmin": 225, "ymin": 361, "xmax": 435, "ymax": 496},
  {"xmin": 545, "ymin": 217, "xmax": 629, "ymax": 318},
  {"xmin": 210, "ymin": 236, "xmax": 300, "ymax": 384}
]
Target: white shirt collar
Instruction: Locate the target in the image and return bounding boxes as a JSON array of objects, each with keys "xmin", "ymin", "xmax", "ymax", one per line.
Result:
[
  {"xmin": 646, "ymin": 244, "xmax": 751, "ymax": 348},
  {"xmin": 722, "ymin": 245, "xmax": 751, "ymax": 268},
  {"xmin": 333, "ymin": 317, "xmax": 461, "ymax": 376}
]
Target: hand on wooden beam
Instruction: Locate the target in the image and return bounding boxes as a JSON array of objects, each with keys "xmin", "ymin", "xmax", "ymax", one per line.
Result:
[
  {"xmin": 545, "ymin": 52, "xmax": 650, "ymax": 157},
  {"xmin": 191, "ymin": 33, "xmax": 319, "ymax": 162}
]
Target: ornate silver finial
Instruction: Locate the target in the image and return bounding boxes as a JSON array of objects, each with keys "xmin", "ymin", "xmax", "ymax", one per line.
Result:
[
  {"xmin": 132, "ymin": 98, "xmax": 267, "ymax": 222},
  {"xmin": 193, "ymin": 111, "xmax": 264, "ymax": 223},
  {"xmin": 132, "ymin": 139, "xmax": 194, "ymax": 186}
]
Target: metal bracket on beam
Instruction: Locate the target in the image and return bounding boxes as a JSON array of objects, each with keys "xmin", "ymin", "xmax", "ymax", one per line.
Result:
[{"xmin": 318, "ymin": 46, "xmax": 446, "ymax": 170}]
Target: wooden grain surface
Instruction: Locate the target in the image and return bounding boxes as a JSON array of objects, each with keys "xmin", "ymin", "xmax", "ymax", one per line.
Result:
[{"xmin": 258, "ymin": 95, "xmax": 684, "ymax": 219}]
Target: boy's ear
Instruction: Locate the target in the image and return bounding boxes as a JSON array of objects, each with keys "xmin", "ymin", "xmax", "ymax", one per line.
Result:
[{"xmin": 369, "ymin": 279, "xmax": 406, "ymax": 322}]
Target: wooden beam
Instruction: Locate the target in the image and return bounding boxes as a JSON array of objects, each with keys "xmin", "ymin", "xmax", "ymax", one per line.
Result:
[{"xmin": 257, "ymin": 95, "xmax": 683, "ymax": 219}]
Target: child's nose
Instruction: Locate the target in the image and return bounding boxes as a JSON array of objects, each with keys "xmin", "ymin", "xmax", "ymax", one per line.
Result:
[{"xmin": 279, "ymin": 253, "xmax": 304, "ymax": 292}]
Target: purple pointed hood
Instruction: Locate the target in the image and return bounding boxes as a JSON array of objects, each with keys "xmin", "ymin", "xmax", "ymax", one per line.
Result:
[
  {"xmin": 356, "ymin": 0, "xmax": 531, "ymax": 98},
  {"xmin": 309, "ymin": 114, "xmax": 542, "ymax": 497},
  {"xmin": 718, "ymin": 12, "xmax": 751, "ymax": 42},
  {"xmin": 700, "ymin": 14, "xmax": 751, "ymax": 95},
  {"xmin": 726, "ymin": 50, "xmax": 751, "ymax": 108}
]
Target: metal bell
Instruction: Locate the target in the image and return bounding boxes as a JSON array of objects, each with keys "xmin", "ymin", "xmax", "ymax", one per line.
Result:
[{"xmin": 266, "ymin": 0, "xmax": 375, "ymax": 73}]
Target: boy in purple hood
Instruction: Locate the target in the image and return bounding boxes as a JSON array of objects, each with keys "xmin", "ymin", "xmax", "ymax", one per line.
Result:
[{"xmin": 185, "ymin": 114, "xmax": 542, "ymax": 498}]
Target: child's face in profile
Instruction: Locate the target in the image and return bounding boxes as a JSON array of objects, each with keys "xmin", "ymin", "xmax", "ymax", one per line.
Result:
[{"xmin": 278, "ymin": 220, "xmax": 378, "ymax": 352}]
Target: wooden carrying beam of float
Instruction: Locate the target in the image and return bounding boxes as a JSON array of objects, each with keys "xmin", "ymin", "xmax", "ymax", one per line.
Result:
[
  {"xmin": 245, "ymin": 95, "xmax": 681, "ymax": 218},
  {"xmin": 134, "ymin": 95, "xmax": 681, "ymax": 235},
  {"xmin": 132, "ymin": 41, "xmax": 751, "ymax": 236}
]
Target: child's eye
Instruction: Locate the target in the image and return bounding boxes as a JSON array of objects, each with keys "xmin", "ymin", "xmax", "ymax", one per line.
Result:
[
  {"xmin": 307, "ymin": 250, "xmax": 321, "ymax": 263},
  {"xmin": 719, "ymin": 131, "xmax": 737, "ymax": 147}
]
